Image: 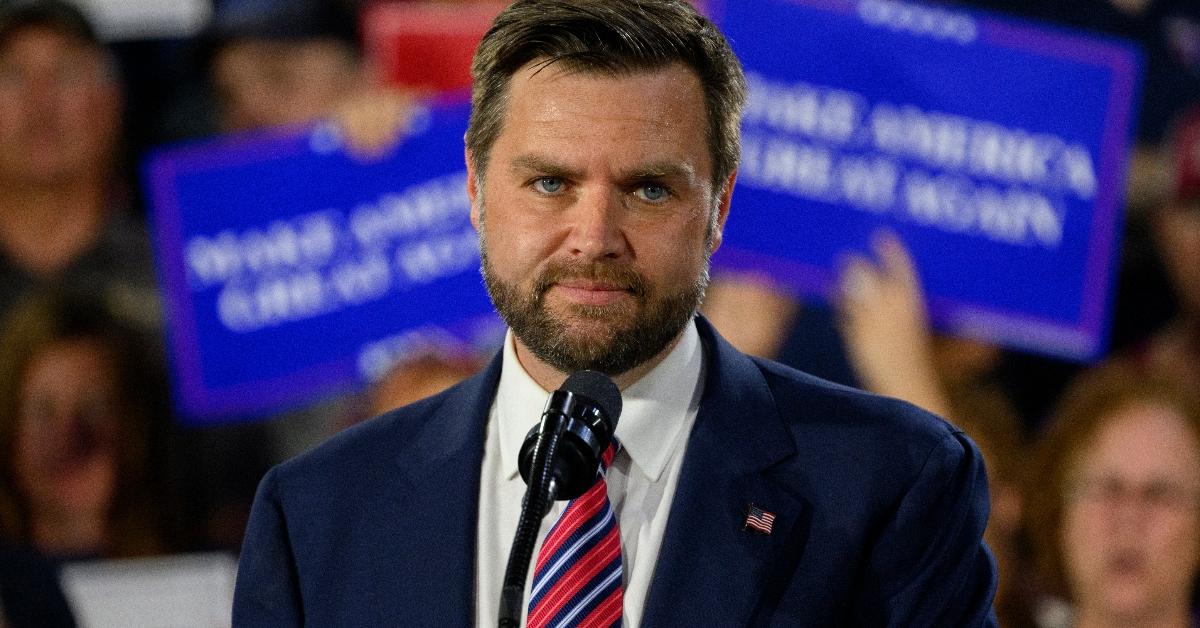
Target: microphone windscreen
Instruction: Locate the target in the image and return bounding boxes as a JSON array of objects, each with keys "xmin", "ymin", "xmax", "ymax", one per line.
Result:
[{"xmin": 561, "ymin": 370, "xmax": 622, "ymax": 425}]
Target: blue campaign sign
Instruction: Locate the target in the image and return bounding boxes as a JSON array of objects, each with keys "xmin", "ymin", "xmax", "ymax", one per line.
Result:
[
  {"xmin": 146, "ymin": 100, "xmax": 500, "ymax": 421},
  {"xmin": 713, "ymin": 0, "xmax": 1141, "ymax": 361}
]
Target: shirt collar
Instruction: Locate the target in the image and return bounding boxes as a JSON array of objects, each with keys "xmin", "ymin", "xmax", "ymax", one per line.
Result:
[{"xmin": 496, "ymin": 320, "xmax": 704, "ymax": 483}]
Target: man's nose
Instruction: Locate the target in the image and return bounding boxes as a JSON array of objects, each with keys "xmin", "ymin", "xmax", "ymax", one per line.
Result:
[
  {"xmin": 565, "ymin": 189, "xmax": 628, "ymax": 261},
  {"xmin": 1105, "ymin": 488, "xmax": 1156, "ymax": 532}
]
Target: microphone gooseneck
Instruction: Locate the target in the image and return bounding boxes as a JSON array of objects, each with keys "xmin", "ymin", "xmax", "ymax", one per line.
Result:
[{"xmin": 498, "ymin": 370, "xmax": 622, "ymax": 628}]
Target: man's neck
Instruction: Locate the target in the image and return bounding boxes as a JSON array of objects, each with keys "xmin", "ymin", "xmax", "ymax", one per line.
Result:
[
  {"xmin": 514, "ymin": 326, "xmax": 689, "ymax": 392},
  {"xmin": 0, "ymin": 176, "xmax": 109, "ymax": 277}
]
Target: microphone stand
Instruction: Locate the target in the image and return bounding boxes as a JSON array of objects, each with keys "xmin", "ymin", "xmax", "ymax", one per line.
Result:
[
  {"xmin": 496, "ymin": 371, "xmax": 620, "ymax": 627},
  {"xmin": 498, "ymin": 411, "xmax": 564, "ymax": 627}
]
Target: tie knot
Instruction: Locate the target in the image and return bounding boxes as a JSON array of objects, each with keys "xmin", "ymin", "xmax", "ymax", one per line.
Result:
[{"xmin": 599, "ymin": 438, "xmax": 621, "ymax": 471}]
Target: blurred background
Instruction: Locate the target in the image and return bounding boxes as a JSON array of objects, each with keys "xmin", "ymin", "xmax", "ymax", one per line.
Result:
[{"xmin": 0, "ymin": 0, "xmax": 1197, "ymax": 626}]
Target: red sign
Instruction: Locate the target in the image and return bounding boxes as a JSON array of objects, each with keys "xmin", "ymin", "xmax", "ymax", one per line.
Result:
[{"xmin": 361, "ymin": 1, "xmax": 507, "ymax": 94}]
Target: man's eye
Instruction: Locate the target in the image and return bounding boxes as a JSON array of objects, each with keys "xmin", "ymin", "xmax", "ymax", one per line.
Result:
[
  {"xmin": 635, "ymin": 184, "xmax": 670, "ymax": 202},
  {"xmin": 534, "ymin": 177, "xmax": 565, "ymax": 194}
]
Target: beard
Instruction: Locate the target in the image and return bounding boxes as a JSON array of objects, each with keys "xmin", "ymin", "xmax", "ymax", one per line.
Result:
[{"xmin": 478, "ymin": 222, "xmax": 711, "ymax": 378}]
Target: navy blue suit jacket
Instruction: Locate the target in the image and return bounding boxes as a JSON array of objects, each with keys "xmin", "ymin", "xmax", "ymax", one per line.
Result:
[{"xmin": 233, "ymin": 319, "xmax": 997, "ymax": 626}]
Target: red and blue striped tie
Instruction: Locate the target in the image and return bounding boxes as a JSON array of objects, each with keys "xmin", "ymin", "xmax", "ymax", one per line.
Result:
[{"xmin": 527, "ymin": 441, "xmax": 623, "ymax": 628}]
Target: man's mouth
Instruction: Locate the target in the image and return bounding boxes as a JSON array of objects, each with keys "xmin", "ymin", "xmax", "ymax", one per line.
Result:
[
  {"xmin": 550, "ymin": 279, "xmax": 631, "ymax": 306},
  {"xmin": 1105, "ymin": 549, "xmax": 1147, "ymax": 578}
]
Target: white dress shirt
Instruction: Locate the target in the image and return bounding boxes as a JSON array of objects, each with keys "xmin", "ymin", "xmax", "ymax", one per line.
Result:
[{"xmin": 474, "ymin": 320, "xmax": 705, "ymax": 627}]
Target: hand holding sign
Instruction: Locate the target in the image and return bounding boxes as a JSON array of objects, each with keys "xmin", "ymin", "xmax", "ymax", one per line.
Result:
[
  {"xmin": 836, "ymin": 232, "xmax": 951, "ymax": 417},
  {"xmin": 331, "ymin": 86, "xmax": 420, "ymax": 160}
]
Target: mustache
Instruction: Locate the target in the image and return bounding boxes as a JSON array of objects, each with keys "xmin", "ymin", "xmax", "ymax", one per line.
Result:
[{"xmin": 532, "ymin": 260, "xmax": 648, "ymax": 299}]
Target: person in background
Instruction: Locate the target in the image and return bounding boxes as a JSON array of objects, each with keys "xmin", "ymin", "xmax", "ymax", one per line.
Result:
[
  {"xmin": 1141, "ymin": 105, "xmax": 1200, "ymax": 393},
  {"xmin": 329, "ymin": 349, "xmax": 485, "ymax": 434},
  {"xmin": 699, "ymin": 273, "xmax": 802, "ymax": 361},
  {"xmin": 0, "ymin": 290, "xmax": 175, "ymax": 561},
  {"xmin": 1026, "ymin": 361, "xmax": 1200, "ymax": 628},
  {"xmin": 0, "ymin": 0, "xmax": 157, "ymax": 327},
  {"xmin": 205, "ymin": 0, "xmax": 412, "ymax": 158},
  {"xmin": 363, "ymin": 351, "xmax": 483, "ymax": 419}
]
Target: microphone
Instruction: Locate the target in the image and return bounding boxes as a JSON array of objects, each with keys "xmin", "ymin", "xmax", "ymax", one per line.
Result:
[
  {"xmin": 498, "ymin": 370, "xmax": 622, "ymax": 627},
  {"xmin": 518, "ymin": 370, "xmax": 622, "ymax": 500}
]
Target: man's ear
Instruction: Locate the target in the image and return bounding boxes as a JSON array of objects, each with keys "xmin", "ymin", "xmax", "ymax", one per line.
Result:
[
  {"xmin": 708, "ymin": 169, "xmax": 737, "ymax": 253},
  {"xmin": 466, "ymin": 148, "xmax": 481, "ymax": 230}
]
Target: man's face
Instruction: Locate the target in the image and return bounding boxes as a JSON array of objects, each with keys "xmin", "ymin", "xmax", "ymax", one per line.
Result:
[
  {"xmin": 14, "ymin": 338, "xmax": 122, "ymax": 520},
  {"xmin": 467, "ymin": 62, "xmax": 732, "ymax": 381},
  {"xmin": 0, "ymin": 26, "xmax": 119, "ymax": 185},
  {"xmin": 212, "ymin": 38, "xmax": 360, "ymax": 133}
]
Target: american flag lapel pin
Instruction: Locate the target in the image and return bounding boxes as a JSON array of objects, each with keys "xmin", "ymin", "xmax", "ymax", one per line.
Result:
[{"xmin": 743, "ymin": 504, "xmax": 776, "ymax": 535}]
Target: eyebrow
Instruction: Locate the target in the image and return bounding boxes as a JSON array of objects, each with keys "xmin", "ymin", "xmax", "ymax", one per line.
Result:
[
  {"xmin": 510, "ymin": 154, "xmax": 580, "ymax": 179},
  {"xmin": 509, "ymin": 154, "xmax": 698, "ymax": 184},
  {"xmin": 624, "ymin": 161, "xmax": 697, "ymax": 182}
]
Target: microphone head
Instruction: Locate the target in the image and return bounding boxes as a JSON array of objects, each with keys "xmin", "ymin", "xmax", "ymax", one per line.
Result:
[
  {"xmin": 561, "ymin": 370, "xmax": 622, "ymax": 428},
  {"xmin": 517, "ymin": 370, "xmax": 623, "ymax": 500}
]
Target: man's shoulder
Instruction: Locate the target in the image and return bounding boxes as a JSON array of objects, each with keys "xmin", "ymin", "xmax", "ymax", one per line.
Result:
[
  {"xmin": 741, "ymin": 354, "xmax": 975, "ymax": 489},
  {"xmin": 753, "ymin": 355, "xmax": 958, "ymax": 443},
  {"xmin": 697, "ymin": 315, "xmax": 966, "ymax": 470},
  {"xmin": 730, "ymin": 355, "xmax": 989, "ymax": 556}
]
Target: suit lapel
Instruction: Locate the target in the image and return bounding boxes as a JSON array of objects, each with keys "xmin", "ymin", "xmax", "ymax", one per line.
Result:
[
  {"xmin": 384, "ymin": 352, "xmax": 502, "ymax": 626},
  {"xmin": 642, "ymin": 319, "xmax": 810, "ymax": 627}
]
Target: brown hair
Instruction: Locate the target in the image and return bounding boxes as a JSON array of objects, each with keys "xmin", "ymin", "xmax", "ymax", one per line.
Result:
[
  {"xmin": 1025, "ymin": 359, "xmax": 1200, "ymax": 598},
  {"xmin": 0, "ymin": 290, "xmax": 172, "ymax": 557},
  {"xmin": 464, "ymin": 0, "xmax": 746, "ymax": 193}
]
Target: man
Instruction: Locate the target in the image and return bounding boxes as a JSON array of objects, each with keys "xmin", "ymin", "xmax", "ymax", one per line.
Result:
[
  {"xmin": 1141, "ymin": 105, "xmax": 1200, "ymax": 393},
  {"xmin": 204, "ymin": 0, "xmax": 412, "ymax": 159},
  {"xmin": 233, "ymin": 1, "xmax": 998, "ymax": 625},
  {"xmin": 0, "ymin": 0, "xmax": 157, "ymax": 324},
  {"xmin": 206, "ymin": 0, "xmax": 361, "ymax": 134}
]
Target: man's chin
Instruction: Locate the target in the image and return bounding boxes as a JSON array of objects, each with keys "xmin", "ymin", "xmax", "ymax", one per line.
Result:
[
  {"xmin": 546, "ymin": 299, "xmax": 638, "ymax": 331},
  {"xmin": 515, "ymin": 314, "xmax": 637, "ymax": 374},
  {"xmin": 549, "ymin": 316, "xmax": 632, "ymax": 354}
]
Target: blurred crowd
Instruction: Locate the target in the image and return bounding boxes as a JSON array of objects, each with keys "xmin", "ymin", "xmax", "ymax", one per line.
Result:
[{"xmin": 0, "ymin": 0, "xmax": 1196, "ymax": 626}]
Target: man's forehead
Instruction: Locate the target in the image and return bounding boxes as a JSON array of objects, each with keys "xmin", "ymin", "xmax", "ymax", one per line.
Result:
[
  {"xmin": 502, "ymin": 60, "xmax": 705, "ymax": 130},
  {"xmin": 493, "ymin": 63, "xmax": 711, "ymax": 173},
  {"xmin": 0, "ymin": 24, "xmax": 99, "ymax": 57}
]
